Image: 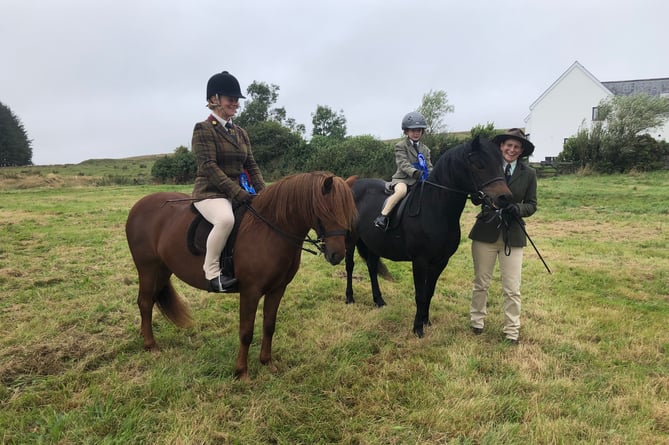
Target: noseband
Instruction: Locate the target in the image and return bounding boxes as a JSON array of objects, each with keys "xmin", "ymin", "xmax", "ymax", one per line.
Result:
[{"xmin": 312, "ymin": 220, "xmax": 348, "ymax": 254}]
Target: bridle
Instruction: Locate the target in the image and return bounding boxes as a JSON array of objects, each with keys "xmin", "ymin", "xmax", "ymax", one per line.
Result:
[
  {"xmin": 245, "ymin": 203, "xmax": 346, "ymax": 255},
  {"xmin": 423, "ymin": 175, "xmax": 504, "ymax": 201},
  {"xmin": 421, "ymin": 150, "xmax": 506, "ymax": 203}
]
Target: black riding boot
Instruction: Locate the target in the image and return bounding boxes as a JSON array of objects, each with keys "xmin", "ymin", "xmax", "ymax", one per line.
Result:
[
  {"xmin": 210, "ymin": 274, "xmax": 237, "ymax": 292},
  {"xmin": 373, "ymin": 214, "xmax": 389, "ymax": 231}
]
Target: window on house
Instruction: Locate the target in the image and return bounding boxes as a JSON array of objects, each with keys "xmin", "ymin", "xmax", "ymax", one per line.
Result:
[{"xmin": 592, "ymin": 106, "xmax": 601, "ymax": 121}]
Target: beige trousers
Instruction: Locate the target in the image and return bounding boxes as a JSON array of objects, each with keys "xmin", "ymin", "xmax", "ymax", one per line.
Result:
[
  {"xmin": 381, "ymin": 182, "xmax": 408, "ymax": 216},
  {"xmin": 193, "ymin": 198, "xmax": 234, "ymax": 280},
  {"xmin": 470, "ymin": 233, "xmax": 524, "ymax": 340}
]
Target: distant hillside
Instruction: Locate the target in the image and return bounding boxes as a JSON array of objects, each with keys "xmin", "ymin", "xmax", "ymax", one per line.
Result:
[{"xmin": 0, "ymin": 155, "xmax": 166, "ymax": 189}]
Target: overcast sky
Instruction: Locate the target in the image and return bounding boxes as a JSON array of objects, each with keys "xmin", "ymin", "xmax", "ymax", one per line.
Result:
[{"xmin": 2, "ymin": 0, "xmax": 668, "ymax": 165}]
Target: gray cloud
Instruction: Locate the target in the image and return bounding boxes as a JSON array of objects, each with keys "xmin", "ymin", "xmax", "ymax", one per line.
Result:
[{"xmin": 2, "ymin": 0, "xmax": 668, "ymax": 164}]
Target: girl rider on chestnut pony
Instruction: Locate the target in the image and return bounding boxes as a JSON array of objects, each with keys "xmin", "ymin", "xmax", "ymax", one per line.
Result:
[{"xmin": 374, "ymin": 111, "xmax": 433, "ymax": 231}]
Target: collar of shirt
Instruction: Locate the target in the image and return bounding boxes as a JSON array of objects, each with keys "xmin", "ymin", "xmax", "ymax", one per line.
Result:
[
  {"xmin": 504, "ymin": 161, "xmax": 517, "ymax": 176},
  {"xmin": 211, "ymin": 114, "xmax": 231, "ymax": 127}
]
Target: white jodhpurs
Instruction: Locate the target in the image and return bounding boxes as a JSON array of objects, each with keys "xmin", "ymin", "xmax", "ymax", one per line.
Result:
[{"xmin": 193, "ymin": 198, "xmax": 234, "ymax": 280}]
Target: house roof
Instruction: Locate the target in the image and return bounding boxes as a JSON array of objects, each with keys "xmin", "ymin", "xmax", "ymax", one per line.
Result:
[
  {"xmin": 601, "ymin": 78, "xmax": 669, "ymax": 97},
  {"xmin": 525, "ymin": 61, "xmax": 669, "ymax": 123},
  {"xmin": 528, "ymin": 61, "xmax": 612, "ymax": 111}
]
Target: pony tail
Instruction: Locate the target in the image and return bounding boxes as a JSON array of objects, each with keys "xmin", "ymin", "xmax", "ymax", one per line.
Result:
[{"xmin": 155, "ymin": 282, "xmax": 194, "ymax": 328}]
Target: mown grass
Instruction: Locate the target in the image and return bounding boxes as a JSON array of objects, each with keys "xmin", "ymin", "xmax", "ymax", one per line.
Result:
[{"xmin": 0, "ymin": 170, "xmax": 668, "ymax": 444}]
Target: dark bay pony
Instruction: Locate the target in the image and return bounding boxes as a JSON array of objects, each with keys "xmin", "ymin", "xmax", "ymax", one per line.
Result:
[
  {"xmin": 345, "ymin": 136, "xmax": 513, "ymax": 337},
  {"xmin": 125, "ymin": 171, "xmax": 357, "ymax": 380}
]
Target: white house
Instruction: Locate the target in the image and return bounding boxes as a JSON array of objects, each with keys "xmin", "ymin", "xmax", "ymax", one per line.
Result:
[{"xmin": 524, "ymin": 61, "xmax": 669, "ymax": 162}]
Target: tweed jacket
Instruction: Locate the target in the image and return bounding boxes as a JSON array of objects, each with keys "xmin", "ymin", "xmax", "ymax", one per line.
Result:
[
  {"xmin": 468, "ymin": 160, "xmax": 537, "ymax": 247},
  {"xmin": 390, "ymin": 138, "xmax": 433, "ymax": 186},
  {"xmin": 191, "ymin": 116, "xmax": 265, "ymax": 204}
]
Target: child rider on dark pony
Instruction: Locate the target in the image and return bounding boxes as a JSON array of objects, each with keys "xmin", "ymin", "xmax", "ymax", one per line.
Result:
[{"xmin": 373, "ymin": 111, "xmax": 432, "ymax": 231}]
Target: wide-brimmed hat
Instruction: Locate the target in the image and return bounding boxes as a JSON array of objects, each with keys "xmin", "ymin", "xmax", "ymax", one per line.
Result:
[{"xmin": 492, "ymin": 128, "xmax": 535, "ymax": 158}]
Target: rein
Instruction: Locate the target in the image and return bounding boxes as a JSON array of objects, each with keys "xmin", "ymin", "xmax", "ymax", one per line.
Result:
[
  {"xmin": 244, "ymin": 203, "xmax": 343, "ymax": 256},
  {"xmin": 423, "ymin": 175, "xmax": 505, "ymax": 198},
  {"xmin": 421, "ymin": 176, "xmax": 505, "ymax": 212},
  {"xmin": 164, "ymin": 197, "xmax": 343, "ymax": 256},
  {"xmin": 487, "ymin": 207, "xmax": 552, "ymax": 274},
  {"xmin": 422, "ymin": 173, "xmax": 552, "ymax": 274}
]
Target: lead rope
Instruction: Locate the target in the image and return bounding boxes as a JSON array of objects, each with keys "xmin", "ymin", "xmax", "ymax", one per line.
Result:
[{"xmin": 490, "ymin": 208, "xmax": 551, "ymax": 274}]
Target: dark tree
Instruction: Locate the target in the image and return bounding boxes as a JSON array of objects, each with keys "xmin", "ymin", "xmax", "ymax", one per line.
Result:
[
  {"xmin": 0, "ymin": 102, "xmax": 33, "ymax": 166},
  {"xmin": 235, "ymin": 81, "xmax": 280, "ymax": 128},
  {"xmin": 311, "ymin": 105, "xmax": 347, "ymax": 140}
]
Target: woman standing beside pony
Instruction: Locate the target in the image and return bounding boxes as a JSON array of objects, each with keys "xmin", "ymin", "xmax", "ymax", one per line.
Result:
[{"xmin": 468, "ymin": 128, "xmax": 537, "ymax": 345}]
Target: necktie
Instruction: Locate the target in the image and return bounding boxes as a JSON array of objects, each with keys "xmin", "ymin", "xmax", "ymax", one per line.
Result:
[
  {"xmin": 413, "ymin": 141, "xmax": 419, "ymax": 151},
  {"xmin": 225, "ymin": 121, "xmax": 237, "ymax": 142},
  {"xmin": 505, "ymin": 163, "xmax": 512, "ymax": 183}
]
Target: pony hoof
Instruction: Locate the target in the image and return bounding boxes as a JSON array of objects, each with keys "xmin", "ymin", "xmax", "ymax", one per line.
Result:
[
  {"xmin": 265, "ymin": 362, "xmax": 279, "ymax": 374},
  {"xmin": 235, "ymin": 371, "xmax": 251, "ymax": 382},
  {"xmin": 413, "ymin": 327, "xmax": 425, "ymax": 338},
  {"xmin": 374, "ymin": 300, "xmax": 386, "ymax": 308},
  {"xmin": 345, "ymin": 298, "xmax": 355, "ymax": 304}
]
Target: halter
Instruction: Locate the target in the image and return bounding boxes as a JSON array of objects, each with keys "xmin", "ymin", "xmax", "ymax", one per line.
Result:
[{"xmin": 245, "ymin": 204, "xmax": 346, "ymax": 255}]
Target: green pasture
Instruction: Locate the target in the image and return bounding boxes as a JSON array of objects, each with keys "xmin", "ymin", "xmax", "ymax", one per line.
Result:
[{"xmin": 0, "ymin": 170, "xmax": 668, "ymax": 444}]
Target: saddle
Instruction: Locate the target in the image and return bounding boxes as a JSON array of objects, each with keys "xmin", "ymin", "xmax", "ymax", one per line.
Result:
[
  {"xmin": 186, "ymin": 204, "xmax": 248, "ymax": 279},
  {"xmin": 380, "ymin": 182, "xmax": 422, "ymax": 231}
]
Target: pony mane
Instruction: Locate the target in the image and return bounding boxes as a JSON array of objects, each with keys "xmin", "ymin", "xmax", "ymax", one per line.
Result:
[
  {"xmin": 430, "ymin": 136, "xmax": 505, "ymax": 189},
  {"xmin": 431, "ymin": 136, "xmax": 500, "ymax": 172},
  {"xmin": 253, "ymin": 171, "xmax": 357, "ymax": 230},
  {"xmin": 430, "ymin": 138, "xmax": 469, "ymax": 182}
]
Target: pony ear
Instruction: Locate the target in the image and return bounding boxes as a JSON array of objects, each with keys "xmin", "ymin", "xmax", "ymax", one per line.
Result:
[{"xmin": 322, "ymin": 176, "xmax": 334, "ymax": 195}]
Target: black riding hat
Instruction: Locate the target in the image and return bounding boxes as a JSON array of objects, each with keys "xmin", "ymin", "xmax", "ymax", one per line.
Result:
[{"xmin": 206, "ymin": 71, "xmax": 245, "ymax": 100}]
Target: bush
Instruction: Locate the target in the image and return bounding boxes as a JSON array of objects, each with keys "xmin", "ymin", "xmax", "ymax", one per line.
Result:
[
  {"xmin": 306, "ymin": 135, "xmax": 394, "ymax": 179},
  {"xmin": 560, "ymin": 125, "xmax": 669, "ymax": 173},
  {"xmin": 558, "ymin": 94, "xmax": 669, "ymax": 173},
  {"xmin": 426, "ymin": 133, "xmax": 468, "ymax": 162},
  {"xmin": 151, "ymin": 146, "xmax": 196, "ymax": 184},
  {"xmin": 246, "ymin": 120, "xmax": 307, "ymax": 180},
  {"xmin": 470, "ymin": 122, "xmax": 497, "ymax": 140}
]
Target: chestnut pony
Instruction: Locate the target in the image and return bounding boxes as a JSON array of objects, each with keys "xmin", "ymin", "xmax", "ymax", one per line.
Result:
[{"xmin": 125, "ymin": 171, "xmax": 357, "ymax": 380}]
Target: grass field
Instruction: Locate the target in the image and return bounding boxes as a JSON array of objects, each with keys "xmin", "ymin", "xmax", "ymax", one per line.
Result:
[{"xmin": 0, "ymin": 167, "xmax": 668, "ymax": 444}]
